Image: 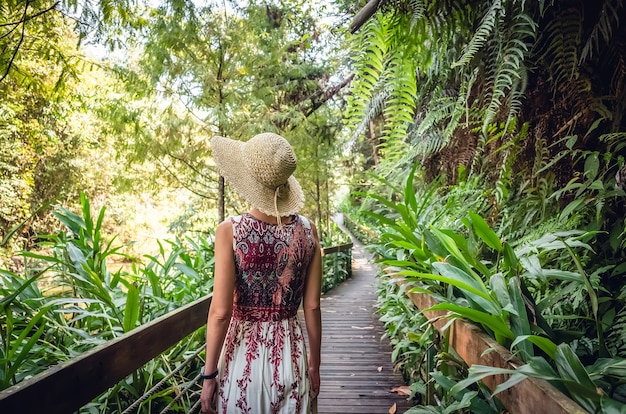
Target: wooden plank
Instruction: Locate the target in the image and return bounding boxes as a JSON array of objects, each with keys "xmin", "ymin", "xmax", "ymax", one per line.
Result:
[{"xmin": 0, "ymin": 295, "xmax": 212, "ymax": 414}]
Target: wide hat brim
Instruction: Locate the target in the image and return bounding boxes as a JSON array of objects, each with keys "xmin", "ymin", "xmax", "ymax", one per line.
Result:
[{"xmin": 210, "ymin": 135, "xmax": 305, "ymax": 217}]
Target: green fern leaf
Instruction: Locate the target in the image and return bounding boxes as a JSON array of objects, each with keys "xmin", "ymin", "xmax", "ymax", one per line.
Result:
[{"xmin": 452, "ymin": 0, "xmax": 502, "ymax": 69}]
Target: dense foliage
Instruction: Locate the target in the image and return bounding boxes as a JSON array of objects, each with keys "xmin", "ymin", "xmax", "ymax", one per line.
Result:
[
  {"xmin": 341, "ymin": 0, "xmax": 626, "ymax": 412},
  {"xmin": 3, "ymin": 0, "xmax": 626, "ymax": 412},
  {"xmin": 0, "ymin": 194, "xmax": 214, "ymax": 411}
]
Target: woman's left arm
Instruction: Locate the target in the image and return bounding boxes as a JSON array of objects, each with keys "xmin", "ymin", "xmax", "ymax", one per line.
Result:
[
  {"xmin": 302, "ymin": 222, "xmax": 322, "ymax": 398},
  {"xmin": 200, "ymin": 220, "xmax": 236, "ymax": 413}
]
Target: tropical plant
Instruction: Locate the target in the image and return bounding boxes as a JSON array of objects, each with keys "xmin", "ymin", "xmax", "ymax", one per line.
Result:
[
  {"xmin": 356, "ymin": 206, "xmax": 507, "ymax": 413},
  {"xmin": 0, "ymin": 194, "xmax": 215, "ymax": 413},
  {"xmin": 345, "ymin": 0, "xmax": 626, "ymax": 192},
  {"xmin": 319, "ymin": 221, "xmax": 352, "ymax": 293}
]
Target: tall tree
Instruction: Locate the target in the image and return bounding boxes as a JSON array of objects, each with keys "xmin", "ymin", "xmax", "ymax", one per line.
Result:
[
  {"xmin": 0, "ymin": 0, "xmax": 138, "ymax": 85},
  {"xmin": 123, "ymin": 0, "xmax": 344, "ymax": 222}
]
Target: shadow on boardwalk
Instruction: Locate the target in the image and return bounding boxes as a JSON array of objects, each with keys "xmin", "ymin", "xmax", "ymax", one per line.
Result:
[{"xmin": 312, "ymin": 216, "xmax": 414, "ymax": 414}]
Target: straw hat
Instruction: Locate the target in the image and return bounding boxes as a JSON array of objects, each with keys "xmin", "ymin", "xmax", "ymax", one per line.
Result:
[{"xmin": 210, "ymin": 133, "xmax": 305, "ymax": 219}]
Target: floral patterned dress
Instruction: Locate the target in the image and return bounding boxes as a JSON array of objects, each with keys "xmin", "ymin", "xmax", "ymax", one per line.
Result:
[{"xmin": 217, "ymin": 213, "xmax": 316, "ymax": 414}]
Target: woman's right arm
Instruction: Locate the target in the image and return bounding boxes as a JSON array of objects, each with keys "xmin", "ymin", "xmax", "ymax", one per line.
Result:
[
  {"xmin": 303, "ymin": 223, "xmax": 322, "ymax": 398},
  {"xmin": 200, "ymin": 220, "xmax": 235, "ymax": 414}
]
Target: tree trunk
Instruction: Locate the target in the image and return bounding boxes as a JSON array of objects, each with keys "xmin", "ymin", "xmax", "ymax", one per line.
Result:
[{"xmin": 218, "ymin": 176, "xmax": 225, "ymax": 223}]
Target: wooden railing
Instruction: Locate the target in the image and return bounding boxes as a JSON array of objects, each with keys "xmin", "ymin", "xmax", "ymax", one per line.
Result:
[
  {"xmin": 0, "ymin": 244, "xmax": 352, "ymax": 414},
  {"xmin": 321, "ymin": 242, "xmax": 353, "ymax": 256},
  {"xmin": 0, "ymin": 295, "xmax": 212, "ymax": 414}
]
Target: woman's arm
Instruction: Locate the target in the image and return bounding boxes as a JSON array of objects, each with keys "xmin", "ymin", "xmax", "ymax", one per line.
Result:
[
  {"xmin": 200, "ymin": 220, "xmax": 236, "ymax": 413},
  {"xmin": 303, "ymin": 223, "xmax": 322, "ymax": 398}
]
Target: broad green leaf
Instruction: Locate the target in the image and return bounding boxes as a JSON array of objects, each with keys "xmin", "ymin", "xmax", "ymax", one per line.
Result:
[
  {"xmin": 7, "ymin": 322, "xmax": 47, "ymax": 381},
  {"xmin": 502, "ymin": 242, "xmax": 517, "ymax": 273},
  {"xmin": 143, "ymin": 268, "xmax": 163, "ymax": 297},
  {"xmin": 19, "ymin": 251, "xmax": 63, "ymax": 264},
  {"xmin": 81, "ymin": 192, "xmax": 93, "ymax": 241},
  {"xmin": 404, "ymin": 162, "xmax": 419, "ymax": 212},
  {"xmin": 402, "ymin": 267, "xmax": 495, "ymax": 311},
  {"xmin": 109, "ymin": 270, "xmax": 121, "ymax": 289},
  {"xmin": 600, "ymin": 395, "xmax": 626, "ymax": 414},
  {"xmin": 489, "ymin": 273, "xmax": 509, "ymax": 309},
  {"xmin": 554, "ymin": 344, "xmax": 597, "ymax": 390},
  {"xmin": 7, "ymin": 306, "xmax": 49, "ymax": 362},
  {"xmin": 450, "ymin": 365, "xmax": 519, "ymax": 395},
  {"xmin": 430, "ymin": 228, "xmax": 475, "ymax": 276},
  {"xmin": 67, "ymin": 242, "xmax": 88, "ymax": 267},
  {"xmin": 541, "ymin": 269, "xmax": 584, "ymax": 282},
  {"xmin": 174, "ymin": 263, "xmax": 199, "ymax": 279},
  {"xmin": 587, "ymin": 358, "xmax": 626, "ymax": 379},
  {"xmin": 425, "ymin": 302, "xmax": 514, "ymax": 341},
  {"xmin": 468, "ymin": 212, "xmax": 502, "ymax": 251},
  {"xmin": 559, "ymin": 198, "xmax": 585, "ymax": 222},
  {"xmin": 507, "ymin": 279, "xmax": 533, "ymax": 357},
  {"xmin": 123, "ymin": 284, "xmax": 140, "ymax": 332},
  {"xmin": 511, "ymin": 335, "xmax": 557, "ymax": 359},
  {"xmin": 0, "ymin": 270, "xmax": 45, "ymax": 310},
  {"xmin": 94, "ymin": 206, "xmax": 106, "ymax": 251},
  {"xmin": 583, "ymin": 152, "xmax": 599, "ymax": 181},
  {"xmin": 52, "ymin": 207, "xmax": 84, "ymax": 236}
]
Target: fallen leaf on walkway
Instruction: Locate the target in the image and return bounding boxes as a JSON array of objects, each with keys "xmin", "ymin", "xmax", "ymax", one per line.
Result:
[
  {"xmin": 377, "ymin": 366, "xmax": 383, "ymax": 372},
  {"xmin": 389, "ymin": 403, "xmax": 397, "ymax": 414},
  {"xmin": 351, "ymin": 325, "xmax": 374, "ymax": 330},
  {"xmin": 390, "ymin": 386, "xmax": 411, "ymax": 396}
]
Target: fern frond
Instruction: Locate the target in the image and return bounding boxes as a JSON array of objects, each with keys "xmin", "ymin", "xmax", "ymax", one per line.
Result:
[
  {"xmin": 378, "ymin": 15, "xmax": 418, "ymax": 161},
  {"xmin": 415, "ymin": 96, "xmax": 454, "ymax": 137},
  {"xmin": 599, "ymin": 132, "xmax": 626, "ymax": 152},
  {"xmin": 416, "ymin": 130, "xmax": 448, "ymax": 158},
  {"xmin": 538, "ymin": 6, "xmax": 582, "ymax": 86},
  {"xmin": 606, "ymin": 304, "xmax": 626, "ymax": 357},
  {"xmin": 482, "ymin": 11, "xmax": 536, "ymax": 134},
  {"xmin": 580, "ymin": 0, "xmax": 624, "ymax": 64},
  {"xmin": 345, "ymin": 15, "xmax": 388, "ymax": 130},
  {"xmin": 348, "ymin": 88, "xmax": 389, "ymax": 146},
  {"xmin": 443, "ymin": 69, "xmax": 477, "ymax": 140},
  {"xmin": 452, "ymin": 0, "xmax": 502, "ymax": 68},
  {"xmin": 409, "ymin": 0, "xmax": 426, "ymax": 25}
]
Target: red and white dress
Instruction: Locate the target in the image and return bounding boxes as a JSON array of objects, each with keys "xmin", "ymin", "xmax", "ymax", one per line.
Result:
[{"xmin": 217, "ymin": 213, "xmax": 317, "ymax": 414}]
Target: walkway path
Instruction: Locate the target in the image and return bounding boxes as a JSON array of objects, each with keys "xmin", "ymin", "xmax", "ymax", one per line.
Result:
[{"xmin": 313, "ymin": 218, "xmax": 414, "ymax": 413}]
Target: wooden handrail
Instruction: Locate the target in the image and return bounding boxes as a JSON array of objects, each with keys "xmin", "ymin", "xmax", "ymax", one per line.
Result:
[
  {"xmin": 0, "ymin": 295, "xmax": 212, "ymax": 414},
  {"xmin": 322, "ymin": 242, "xmax": 353, "ymax": 255}
]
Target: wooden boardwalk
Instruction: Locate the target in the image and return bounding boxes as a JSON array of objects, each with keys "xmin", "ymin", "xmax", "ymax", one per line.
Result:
[{"xmin": 312, "ymin": 229, "xmax": 414, "ymax": 414}]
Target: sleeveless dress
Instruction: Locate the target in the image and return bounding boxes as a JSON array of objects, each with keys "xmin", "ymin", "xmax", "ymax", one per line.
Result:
[{"xmin": 217, "ymin": 213, "xmax": 317, "ymax": 414}]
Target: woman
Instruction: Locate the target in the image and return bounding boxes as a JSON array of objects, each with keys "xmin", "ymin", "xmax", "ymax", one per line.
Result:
[{"xmin": 200, "ymin": 132, "xmax": 322, "ymax": 414}]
